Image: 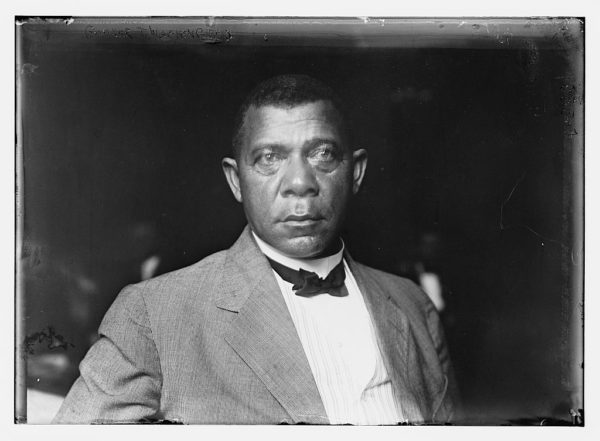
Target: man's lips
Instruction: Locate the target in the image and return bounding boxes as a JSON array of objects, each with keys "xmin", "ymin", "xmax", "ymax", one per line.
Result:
[
  {"xmin": 280, "ymin": 214, "xmax": 325, "ymax": 227},
  {"xmin": 283, "ymin": 214, "xmax": 323, "ymax": 222}
]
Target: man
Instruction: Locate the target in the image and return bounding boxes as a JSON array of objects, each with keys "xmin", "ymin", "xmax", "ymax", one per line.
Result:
[{"xmin": 54, "ymin": 74, "xmax": 459, "ymax": 424}]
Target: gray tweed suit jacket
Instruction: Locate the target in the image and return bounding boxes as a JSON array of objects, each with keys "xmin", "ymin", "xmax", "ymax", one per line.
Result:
[{"xmin": 54, "ymin": 226, "xmax": 459, "ymax": 424}]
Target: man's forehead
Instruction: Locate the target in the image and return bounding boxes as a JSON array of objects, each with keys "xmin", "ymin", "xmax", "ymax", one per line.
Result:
[
  {"xmin": 245, "ymin": 100, "xmax": 340, "ymax": 124},
  {"xmin": 241, "ymin": 101, "xmax": 344, "ymax": 142}
]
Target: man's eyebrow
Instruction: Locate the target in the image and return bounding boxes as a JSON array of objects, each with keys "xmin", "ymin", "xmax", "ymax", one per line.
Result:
[
  {"xmin": 248, "ymin": 143, "xmax": 287, "ymax": 153},
  {"xmin": 304, "ymin": 138, "xmax": 341, "ymax": 150},
  {"xmin": 248, "ymin": 138, "xmax": 342, "ymax": 154}
]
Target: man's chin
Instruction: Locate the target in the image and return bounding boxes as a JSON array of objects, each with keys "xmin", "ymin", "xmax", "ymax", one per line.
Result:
[{"xmin": 277, "ymin": 236, "xmax": 333, "ymax": 259}]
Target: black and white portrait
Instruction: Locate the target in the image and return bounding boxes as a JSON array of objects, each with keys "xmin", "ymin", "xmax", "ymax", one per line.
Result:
[{"xmin": 15, "ymin": 17, "xmax": 583, "ymax": 426}]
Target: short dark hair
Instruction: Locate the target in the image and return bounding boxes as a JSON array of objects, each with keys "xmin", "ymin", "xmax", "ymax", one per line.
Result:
[{"xmin": 231, "ymin": 74, "xmax": 347, "ymax": 157}]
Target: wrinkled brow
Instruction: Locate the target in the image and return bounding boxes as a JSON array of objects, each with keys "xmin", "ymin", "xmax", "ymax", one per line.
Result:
[{"xmin": 249, "ymin": 137, "xmax": 342, "ymax": 153}]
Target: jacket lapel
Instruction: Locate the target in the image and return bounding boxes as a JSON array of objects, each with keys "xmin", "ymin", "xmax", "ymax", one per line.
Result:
[
  {"xmin": 215, "ymin": 227, "xmax": 328, "ymax": 424},
  {"xmin": 346, "ymin": 254, "xmax": 447, "ymax": 423}
]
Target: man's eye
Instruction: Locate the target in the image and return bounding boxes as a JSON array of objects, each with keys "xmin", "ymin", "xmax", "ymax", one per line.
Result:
[
  {"xmin": 258, "ymin": 152, "xmax": 279, "ymax": 162},
  {"xmin": 310, "ymin": 147, "xmax": 336, "ymax": 162},
  {"xmin": 256, "ymin": 151, "xmax": 282, "ymax": 167}
]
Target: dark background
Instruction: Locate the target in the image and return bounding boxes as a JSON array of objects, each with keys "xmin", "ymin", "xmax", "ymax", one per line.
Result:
[{"xmin": 17, "ymin": 18, "xmax": 583, "ymax": 424}]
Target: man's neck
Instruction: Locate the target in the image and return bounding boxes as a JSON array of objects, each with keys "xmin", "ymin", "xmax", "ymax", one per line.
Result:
[{"xmin": 252, "ymin": 232, "xmax": 344, "ymax": 279}]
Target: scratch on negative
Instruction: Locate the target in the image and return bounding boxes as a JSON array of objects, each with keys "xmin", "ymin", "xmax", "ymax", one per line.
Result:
[
  {"xmin": 499, "ymin": 172, "xmax": 567, "ymax": 249},
  {"xmin": 499, "ymin": 172, "xmax": 526, "ymax": 230}
]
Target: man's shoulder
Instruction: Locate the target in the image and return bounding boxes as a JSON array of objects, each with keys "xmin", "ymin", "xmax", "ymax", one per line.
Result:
[
  {"xmin": 350, "ymin": 259, "xmax": 436, "ymax": 314},
  {"xmin": 350, "ymin": 259, "xmax": 444, "ymax": 348},
  {"xmin": 148, "ymin": 249, "xmax": 228, "ymax": 287},
  {"xmin": 110, "ymin": 227, "xmax": 261, "ymax": 320},
  {"xmin": 117, "ymin": 248, "xmax": 230, "ymax": 309}
]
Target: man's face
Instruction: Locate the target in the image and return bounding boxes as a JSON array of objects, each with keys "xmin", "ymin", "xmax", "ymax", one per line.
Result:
[{"xmin": 222, "ymin": 100, "xmax": 367, "ymax": 258}]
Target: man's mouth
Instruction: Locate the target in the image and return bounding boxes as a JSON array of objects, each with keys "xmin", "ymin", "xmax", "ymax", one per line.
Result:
[{"xmin": 281, "ymin": 214, "xmax": 324, "ymax": 226}]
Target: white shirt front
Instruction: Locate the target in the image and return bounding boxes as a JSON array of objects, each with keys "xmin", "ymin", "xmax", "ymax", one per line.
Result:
[{"xmin": 252, "ymin": 233, "xmax": 405, "ymax": 425}]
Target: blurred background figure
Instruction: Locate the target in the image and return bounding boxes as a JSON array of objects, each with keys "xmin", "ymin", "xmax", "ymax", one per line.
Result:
[{"xmin": 394, "ymin": 231, "xmax": 446, "ymax": 312}]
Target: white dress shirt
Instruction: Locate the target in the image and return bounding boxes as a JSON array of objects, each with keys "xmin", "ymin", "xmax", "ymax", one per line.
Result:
[{"xmin": 253, "ymin": 233, "xmax": 405, "ymax": 425}]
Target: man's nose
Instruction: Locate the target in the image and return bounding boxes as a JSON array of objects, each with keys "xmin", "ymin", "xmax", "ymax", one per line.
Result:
[{"xmin": 280, "ymin": 156, "xmax": 319, "ymax": 197}]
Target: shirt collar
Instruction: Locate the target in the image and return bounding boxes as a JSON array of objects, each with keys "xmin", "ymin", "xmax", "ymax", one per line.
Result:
[{"xmin": 252, "ymin": 231, "xmax": 344, "ymax": 279}]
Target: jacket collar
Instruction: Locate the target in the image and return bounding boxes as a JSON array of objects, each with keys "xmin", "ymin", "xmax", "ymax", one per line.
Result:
[{"xmin": 215, "ymin": 226, "xmax": 328, "ymax": 424}]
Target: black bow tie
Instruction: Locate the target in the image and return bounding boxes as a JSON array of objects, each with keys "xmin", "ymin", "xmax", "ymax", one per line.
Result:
[{"xmin": 266, "ymin": 257, "xmax": 348, "ymax": 297}]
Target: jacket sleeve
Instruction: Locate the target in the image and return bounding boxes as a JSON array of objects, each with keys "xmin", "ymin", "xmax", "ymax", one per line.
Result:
[
  {"xmin": 425, "ymin": 301, "xmax": 461, "ymax": 423},
  {"xmin": 53, "ymin": 284, "xmax": 162, "ymax": 423}
]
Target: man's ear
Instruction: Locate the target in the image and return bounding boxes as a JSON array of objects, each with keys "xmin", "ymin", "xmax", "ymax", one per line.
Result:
[
  {"xmin": 221, "ymin": 157, "xmax": 243, "ymax": 203},
  {"xmin": 351, "ymin": 149, "xmax": 368, "ymax": 194}
]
